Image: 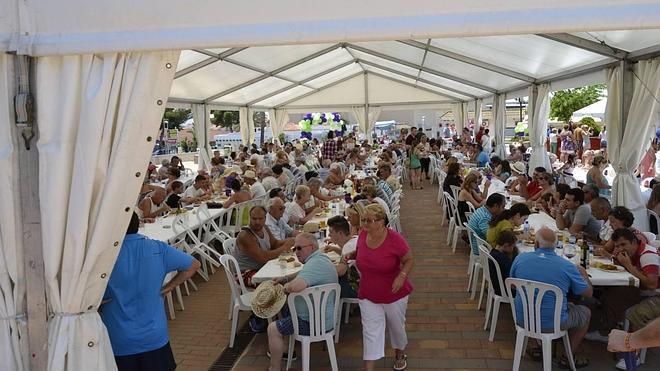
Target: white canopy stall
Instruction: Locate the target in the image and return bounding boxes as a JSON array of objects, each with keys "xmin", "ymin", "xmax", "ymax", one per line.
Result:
[{"xmin": 2, "ymin": 1, "xmax": 660, "ymax": 370}]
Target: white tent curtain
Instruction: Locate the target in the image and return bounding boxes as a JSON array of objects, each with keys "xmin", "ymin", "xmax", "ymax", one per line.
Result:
[
  {"xmin": 269, "ymin": 108, "xmax": 289, "ymax": 144},
  {"xmin": 192, "ymin": 104, "xmax": 211, "ymax": 170},
  {"xmin": 239, "ymin": 107, "xmax": 254, "ymax": 145},
  {"xmin": 527, "ymin": 83, "xmax": 552, "ymax": 175},
  {"xmin": 0, "ymin": 53, "xmax": 28, "ymax": 371},
  {"xmin": 36, "ymin": 51, "xmax": 179, "ymax": 370},
  {"xmin": 474, "ymin": 99, "xmax": 483, "ymax": 135},
  {"xmin": 452, "ymin": 102, "xmax": 468, "ymax": 133},
  {"xmin": 607, "ymin": 59, "xmax": 660, "ymax": 231},
  {"xmin": 367, "ymin": 106, "xmax": 383, "ymax": 144},
  {"xmin": 492, "ymin": 94, "xmax": 507, "ymax": 158},
  {"xmin": 351, "ymin": 106, "xmax": 367, "ymax": 140}
]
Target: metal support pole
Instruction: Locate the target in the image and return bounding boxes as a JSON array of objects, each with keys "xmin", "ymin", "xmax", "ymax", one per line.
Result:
[
  {"xmin": 363, "ymin": 72, "xmax": 369, "ymax": 143},
  {"xmin": 15, "ymin": 55, "xmax": 48, "ymax": 371},
  {"xmin": 619, "ymin": 59, "xmax": 634, "ymax": 132}
]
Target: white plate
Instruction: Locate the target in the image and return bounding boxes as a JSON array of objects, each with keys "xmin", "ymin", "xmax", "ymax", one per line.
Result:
[{"xmin": 595, "ymin": 265, "xmax": 625, "ymax": 273}]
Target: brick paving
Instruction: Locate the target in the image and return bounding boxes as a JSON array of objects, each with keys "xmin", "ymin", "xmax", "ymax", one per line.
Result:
[{"xmin": 169, "ymin": 180, "xmax": 657, "ymax": 370}]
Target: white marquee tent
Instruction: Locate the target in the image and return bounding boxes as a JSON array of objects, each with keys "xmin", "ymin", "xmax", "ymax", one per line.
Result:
[{"xmin": 2, "ymin": 1, "xmax": 660, "ymax": 370}]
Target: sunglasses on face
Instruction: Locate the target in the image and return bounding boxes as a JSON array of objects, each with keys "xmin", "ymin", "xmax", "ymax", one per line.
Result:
[{"xmin": 293, "ymin": 244, "xmax": 312, "ymax": 251}]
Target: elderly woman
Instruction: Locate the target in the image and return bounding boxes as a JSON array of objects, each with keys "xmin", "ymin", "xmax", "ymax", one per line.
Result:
[
  {"xmin": 345, "ymin": 203, "xmax": 413, "ymax": 371},
  {"xmin": 587, "ymin": 155, "xmax": 611, "ymax": 197},
  {"xmin": 324, "ymin": 163, "xmax": 345, "ymax": 189},
  {"xmin": 362, "ymin": 185, "xmax": 392, "ymax": 222},
  {"xmin": 307, "ymin": 177, "xmax": 343, "ymax": 203},
  {"xmin": 285, "ymin": 185, "xmax": 320, "ymax": 225}
]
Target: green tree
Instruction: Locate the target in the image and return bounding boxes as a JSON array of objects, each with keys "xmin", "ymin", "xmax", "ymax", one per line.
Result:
[
  {"xmin": 161, "ymin": 108, "xmax": 190, "ymax": 130},
  {"xmin": 253, "ymin": 111, "xmax": 266, "ymax": 144},
  {"xmin": 550, "ymin": 84, "xmax": 605, "ymax": 123},
  {"xmin": 211, "ymin": 110, "xmax": 239, "ymax": 132}
]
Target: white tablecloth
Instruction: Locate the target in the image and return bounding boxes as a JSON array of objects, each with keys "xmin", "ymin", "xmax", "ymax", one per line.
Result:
[{"xmin": 252, "ymin": 251, "xmax": 341, "ymax": 284}]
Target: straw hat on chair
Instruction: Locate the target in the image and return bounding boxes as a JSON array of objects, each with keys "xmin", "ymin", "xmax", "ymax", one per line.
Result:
[{"xmin": 251, "ymin": 281, "xmax": 287, "ymax": 319}]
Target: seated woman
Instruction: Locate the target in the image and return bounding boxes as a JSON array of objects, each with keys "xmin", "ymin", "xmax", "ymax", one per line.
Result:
[
  {"xmin": 442, "ymin": 162, "xmax": 463, "ymax": 195},
  {"xmin": 486, "ymin": 203, "xmax": 530, "ymax": 247},
  {"xmin": 494, "ymin": 160, "xmax": 512, "ymax": 182},
  {"xmin": 362, "ymin": 185, "xmax": 392, "ymax": 222},
  {"xmin": 595, "ymin": 206, "xmax": 649, "ymax": 257},
  {"xmin": 489, "ymin": 230, "xmax": 518, "ymax": 296},
  {"xmin": 587, "ymin": 155, "xmax": 611, "ymax": 197},
  {"xmin": 442, "ymin": 156, "xmax": 458, "ymax": 173},
  {"xmin": 222, "ymin": 178, "xmax": 252, "ymax": 208},
  {"xmin": 527, "ymin": 172, "xmax": 556, "ymax": 203},
  {"xmin": 647, "ymin": 184, "xmax": 660, "ymax": 234},
  {"xmin": 507, "ymin": 145, "xmax": 522, "ymax": 162},
  {"xmin": 457, "ymin": 172, "xmax": 491, "ymax": 224},
  {"xmin": 285, "ymin": 184, "xmax": 320, "ymax": 225}
]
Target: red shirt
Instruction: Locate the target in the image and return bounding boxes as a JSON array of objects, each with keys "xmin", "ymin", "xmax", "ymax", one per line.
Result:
[
  {"xmin": 631, "ymin": 242, "xmax": 660, "ymax": 290},
  {"xmin": 356, "ymin": 229, "xmax": 413, "ymax": 303},
  {"xmin": 527, "ymin": 180, "xmax": 541, "ymax": 198}
]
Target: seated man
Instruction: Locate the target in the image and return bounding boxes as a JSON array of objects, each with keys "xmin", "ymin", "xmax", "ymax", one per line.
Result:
[
  {"xmin": 593, "ymin": 228, "xmax": 660, "ymax": 339},
  {"xmin": 324, "ymin": 215, "xmax": 358, "ymax": 298},
  {"xmin": 137, "ymin": 186, "xmax": 169, "ymax": 219},
  {"xmin": 553, "ymin": 188, "xmax": 602, "ymax": 238},
  {"xmin": 243, "ymin": 170, "xmax": 266, "ymax": 199},
  {"xmin": 467, "ymin": 193, "xmax": 506, "ymax": 256},
  {"xmin": 157, "ymin": 158, "xmax": 170, "ymax": 180},
  {"xmin": 307, "ymin": 177, "xmax": 343, "ymax": 203},
  {"xmin": 181, "ymin": 175, "xmax": 211, "ymax": 205},
  {"xmin": 265, "ymin": 197, "xmax": 298, "ymax": 241},
  {"xmin": 378, "ymin": 163, "xmax": 400, "ymax": 192},
  {"xmin": 323, "ymin": 163, "xmax": 344, "ymax": 189},
  {"xmin": 234, "ymin": 206, "xmax": 294, "ymax": 287},
  {"xmin": 267, "ymin": 233, "xmax": 338, "ymax": 371},
  {"xmin": 101, "ymin": 213, "xmax": 200, "ymax": 371},
  {"xmin": 511, "ymin": 227, "xmax": 593, "ymax": 368}
]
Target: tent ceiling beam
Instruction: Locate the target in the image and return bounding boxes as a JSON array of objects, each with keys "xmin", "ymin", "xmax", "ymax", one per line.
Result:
[
  {"xmin": 203, "ymin": 43, "xmax": 343, "ymax": 103},
  {"xmin": 536, "ymin": 33, "xmax": 628, "ymax": 59},
  {"xmin": 246, "ymin": 59, "xmax": 358, "ymax": 106},
  {"xmin": 168, "ymin": 97, "xmax": 204, "ymax": 105},
  {"xmin": 344, "ymin": 47, "xmax": 365, "ymax": 71},
  {"xmin": 275, "ymin": 71, "xmax": 364, "ymax": 108},
  {"xmin": 357, "ymin": 59, "xmax": 476, "ymax": 100},
  {"xmin": 284, "ymin": 100, "xmax": 455, "ymax": 110},
  {"xmin": 398, "ymin": 39, "xmax": 536, "ymax": 83},
  {"xmin": 627, "ymin": 44, "xmax": 660, "ymax": 61},
  {"xmin": 367, "ymin": 71, "xmax": 462, "ymax": 102},
  {"xmin": 346, "ymin": 43, "xmax": 497, "ymax": 93},
  {"xmin": 175, "ymin": 47, "xmax": 247, "ymax": 79},
  {"xmin": 414, "ymin": 39, "xmax": 432, "ymax": 83}
]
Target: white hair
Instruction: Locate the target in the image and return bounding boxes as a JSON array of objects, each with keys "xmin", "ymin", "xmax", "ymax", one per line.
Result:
[
  {"xmin": 535, "ymin": 227, "xmax": 558, "ymax": 248},
  {"xmin": 267, "ymin": 197, "xmax": 283, "ymax": 210},
  {"xmin": 297, "ymin": 232, "xmax": 319, "ymax": 249}
]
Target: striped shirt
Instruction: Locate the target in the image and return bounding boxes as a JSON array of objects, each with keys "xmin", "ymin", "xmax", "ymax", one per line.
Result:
[{"xmin": 467, "ymin": 206, "xmax": 492, "ymax": 255}]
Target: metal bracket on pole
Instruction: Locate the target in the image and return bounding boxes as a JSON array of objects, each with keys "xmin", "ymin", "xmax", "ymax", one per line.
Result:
[{"xmin": 14, "ymin": 54, "xmax": 49, "ymax": 371}]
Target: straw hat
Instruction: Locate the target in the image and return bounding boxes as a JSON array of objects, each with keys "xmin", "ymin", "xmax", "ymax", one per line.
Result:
[
  {"xmin": 243, "ymin": 170, "xmax": 256, "ymax": 179},
  {"xmin": 225, "ymin": 166, "xmax": 243, "ymax": 175},
  {"xmin": 251, "ymin": 281, "xmax": 287, "ymax": 319},
  {"xmin": 511, "ymin": 162, "xmax": 526, "ymax": 175}
]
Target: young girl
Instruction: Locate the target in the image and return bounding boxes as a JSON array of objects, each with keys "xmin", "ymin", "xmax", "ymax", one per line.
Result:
[{"xmin": 409, "ymin": 140, "xmax": 423, "ymax": 190}]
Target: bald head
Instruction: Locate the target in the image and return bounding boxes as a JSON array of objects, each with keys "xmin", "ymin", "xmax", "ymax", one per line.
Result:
[
  {"xmin": 590, "ymin": 197, "xmax": 611, "ymax": 220},
  {"xmin": 151, "ymin": 187, "xmax": 167, "ymax": 204},
  {"xmin": 535, "ymin": 227, "xmax": 557, "ymax": 249}
]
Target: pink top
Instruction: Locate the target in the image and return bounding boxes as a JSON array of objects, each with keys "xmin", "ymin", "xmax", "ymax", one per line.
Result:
[{"xmin": 356, "ymin": 229, "xmax": 413, "ymax": 304}]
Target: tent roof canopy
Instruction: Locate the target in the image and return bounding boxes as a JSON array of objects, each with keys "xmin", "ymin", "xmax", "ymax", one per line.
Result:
[{"xmin": 167, "ymin": 29, "xmax": 660, "ymax": 110}]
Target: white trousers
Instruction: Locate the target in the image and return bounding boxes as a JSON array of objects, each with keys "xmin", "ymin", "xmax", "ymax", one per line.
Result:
[{"xmin": 359, "ymin": 295, "xmax": 409, "ymax": 361}]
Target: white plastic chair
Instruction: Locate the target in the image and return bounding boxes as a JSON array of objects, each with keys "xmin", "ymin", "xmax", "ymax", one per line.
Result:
[
  {"xmin": 436, "ymin": 169, "xmax": 447, "ymax": 205},
  {"xmin": 172, "ymin": 212, "xmax": 222, "ymax": 279},
  {"xmin": 442, "ymin": 192, "xmax": 457, "ymax": 246},
  {"xmin": 465, "ymin": 225, "xmax": 483, "ymax": 300},
  {"xmin": 196, "ymin": 203, "xmax": 232, "ymax": 247},
  {"xmin": 505, "ymin": 278, "xmax": 577, "ymax": 371},
  {"xmin": 480, "ymin": 245, "xmax": 511, "ymax": 341},
  {"xmin": 647, "ymin": 209, "xmax": 660, "ymax": 239},
  {"xmin": 451, "ymin": 199, "xmax": 474, "ymax": 253},
  {"xmin": 219, "ymin": 254, "xmax": 254, "ymax": 348},
  {"xmin": 333, "ymin": 297, "xmax": 360, "ymax": 343},
  {"xmin": 474, "ymin": 234, "xmax": 493, "ymax": 307},
  {"xmin": 286, "ymin": 283, "xmax": 341, "ymax": 371},
  {"xmin": 162, "ymin": 271, "xmax": 184, "ymax": 320}
]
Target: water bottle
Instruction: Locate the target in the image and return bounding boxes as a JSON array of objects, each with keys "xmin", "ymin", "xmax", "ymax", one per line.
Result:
[
  {"xmin": 569, "ymin": 235, "xmax": 576, "ymax": 245},
  {"xmin": 523, "ymin": 221, "xmax": 530, "ymax": 237}
]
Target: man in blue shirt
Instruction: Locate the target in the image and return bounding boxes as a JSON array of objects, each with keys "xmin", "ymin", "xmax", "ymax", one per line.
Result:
[
  {"xmin": 510, "ymin": 227, "xmax": 593, "ymax": 363},
  {"xmin": 101, "ymin": 212, "xmax": 200, "ymax": 371},
  {"xmin": 467, "ymin": 193, "xmax": 505, "ymax": 255},
  {"xmin": 267, "ymin": 233, "xmax": 338, "ymax": 371}
]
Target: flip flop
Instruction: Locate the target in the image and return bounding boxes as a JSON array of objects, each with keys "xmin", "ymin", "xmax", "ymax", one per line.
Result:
[{"xmin": 393, "ymin": 354, "xmax": 407, "ymax": 371}]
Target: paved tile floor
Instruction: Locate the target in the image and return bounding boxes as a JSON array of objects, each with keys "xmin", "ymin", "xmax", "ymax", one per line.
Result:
[{"xmin": 169, "ymin": 179, "xmax": 657, "ymax": 370}]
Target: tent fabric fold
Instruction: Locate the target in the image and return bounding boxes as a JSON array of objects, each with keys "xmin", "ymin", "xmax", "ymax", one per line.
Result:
[
  {"xmin": 0, "ymin": 52, "xmax": 28, "ymax": 371},
  {"xmin": 527, "ymin": 83, "xmax": 552, "ymax": 175},
  {"xmin": 607, "ymin": 59, "xmax": 660, "ymax": 231},
  {"xmin": 192, "ymin": 104, "xmax": 211, "ymax": 170},
  {"xmin": 492, "ymin": 94, "xmax": 507, "ymax": 159},
  {"xmin": 35, "ymin": 50, "xmax": 179, "ymax": 370},
  {"xmin": 239, "ymin": 107, "xmax": 254, "ymax": 145}
]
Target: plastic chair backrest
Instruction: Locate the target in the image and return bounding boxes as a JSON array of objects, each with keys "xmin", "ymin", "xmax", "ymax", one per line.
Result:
[
  {"xmin": 287, "ymin": 283, "xmax": 341, "ymax": 340},
  {"xmin": 223, "ymin": 236, "xmax": 237, "ymax": 256},
  {"xmin": 442, "ymin": 192, "xmax": 456, "ymax": 219},
  {"xmin": 450, "ymin": 185, "xmax": 461, "ymax": 201},
  {"xmin": 219, "ymin": 253, "xmax": 250, "ymax": 305},
  {"xmin": 480, "ymin": 245, "xmax": 508, "ymax": 300},
  {"xmin": 505, "ymin": 278, "xmax": 564, "ymax": 334},
  {"xmin": 172, "ymin": 212, "xmax": 189, "ymax": 235}
]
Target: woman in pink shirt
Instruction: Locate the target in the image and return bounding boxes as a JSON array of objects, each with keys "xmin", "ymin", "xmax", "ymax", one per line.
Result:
[{"xmin": 345, "ymin": 203, "xmax": 414, "ymax": 371}]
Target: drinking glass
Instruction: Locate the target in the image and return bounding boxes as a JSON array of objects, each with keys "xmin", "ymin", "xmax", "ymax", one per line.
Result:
[{"xmin": 564, "ymin": 244, "xmax": 577, "ymax": 261}]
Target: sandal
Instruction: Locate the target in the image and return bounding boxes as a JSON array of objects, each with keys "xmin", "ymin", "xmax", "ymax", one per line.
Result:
[
  {"xmin": 393, "ymin": 354, "xmax": 407, "ymax": 370},
  {"xmin": 557, "ymin": 354, "xmax": 589, "ymax": 369}
]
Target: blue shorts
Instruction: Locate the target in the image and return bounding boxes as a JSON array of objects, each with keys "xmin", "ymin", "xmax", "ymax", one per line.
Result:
[{"xmin": 276, "ymin": 316, "xmax": 311, "ymax": 336}]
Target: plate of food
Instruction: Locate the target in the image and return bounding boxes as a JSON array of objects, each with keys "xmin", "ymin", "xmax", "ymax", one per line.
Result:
[{"xmin": 593, "ymin": 261, "xmax": 626, "ymax": 273}]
